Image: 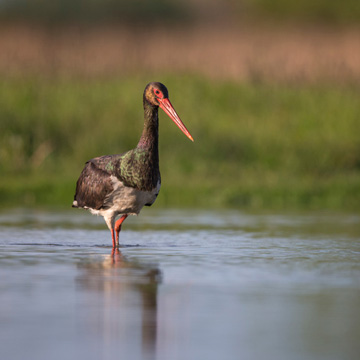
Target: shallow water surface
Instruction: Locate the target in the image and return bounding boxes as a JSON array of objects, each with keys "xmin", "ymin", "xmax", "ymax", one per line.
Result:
[{"xmin": 1, "ymin": 209, "xmax": 360, "ymax": 360}]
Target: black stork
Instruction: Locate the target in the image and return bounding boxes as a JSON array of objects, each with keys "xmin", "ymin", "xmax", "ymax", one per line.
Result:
[{"xmin": 72, "ymin": 82, "xmax": 194, "ymax": 247}]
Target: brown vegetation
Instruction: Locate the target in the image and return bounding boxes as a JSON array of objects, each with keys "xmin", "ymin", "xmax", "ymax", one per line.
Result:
[{"xmin": 1, "ymin": 23, "xmax": 360, "ymax": 83}]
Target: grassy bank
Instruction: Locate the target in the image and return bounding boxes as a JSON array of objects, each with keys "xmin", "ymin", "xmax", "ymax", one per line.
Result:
[{"xmin": 1, "ymin": 75, "xmax": 360, "ymax": 210}]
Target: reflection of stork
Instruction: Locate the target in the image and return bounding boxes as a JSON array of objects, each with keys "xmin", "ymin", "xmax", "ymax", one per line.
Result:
[
  {"xmin": 76, "ymin": 249, "xmax": 161, "ymax": 358},
  {"xmin": 73, "ymin": 82, "xmax": 194, "ymax": 247}
]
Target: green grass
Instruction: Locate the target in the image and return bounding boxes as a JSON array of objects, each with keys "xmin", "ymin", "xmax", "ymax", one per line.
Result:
[
  {"xmin": 2, "ymin": 0, "xmax": 360, "ymax": 25},
  {"xmin": 1, "ymin": 75, "xmax": 360, "ymax": 210},
  {"xmin": 249, "ymin": 0, "xmax": 360, "ymax": 25}
]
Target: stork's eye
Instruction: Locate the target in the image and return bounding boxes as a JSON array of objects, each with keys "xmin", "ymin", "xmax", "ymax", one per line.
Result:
[{"xmin": 153, "ymin": 89, "xmax": 163, "ymax": 98}]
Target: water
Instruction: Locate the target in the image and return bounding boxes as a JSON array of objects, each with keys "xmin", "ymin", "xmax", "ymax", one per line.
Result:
[{"xmin": 1, "ymin": 209, "xmax": 360, "ymax": 360}]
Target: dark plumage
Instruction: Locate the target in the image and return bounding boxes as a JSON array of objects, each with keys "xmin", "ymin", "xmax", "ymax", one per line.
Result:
[
  {"xmin": 73, "ymin": 160, "xmax": 114, "ymax": 210},
  {"xmin": 72, "ymin": 82, "xmax": 193, "ymax": 247}
]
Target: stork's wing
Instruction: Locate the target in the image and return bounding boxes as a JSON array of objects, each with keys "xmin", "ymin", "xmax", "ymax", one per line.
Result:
[{"xmin": 73, "ymin": 160, "xmax": 114, "ymax": 210}]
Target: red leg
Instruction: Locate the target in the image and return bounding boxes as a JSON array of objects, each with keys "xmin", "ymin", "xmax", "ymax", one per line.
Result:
[
  {"xmin": 114, "ymin": 214, "xmax": 128, "ymax": 247},
  {"xmin": 111, "ymin": 228, "xmax": 116, "ymax": 248}
]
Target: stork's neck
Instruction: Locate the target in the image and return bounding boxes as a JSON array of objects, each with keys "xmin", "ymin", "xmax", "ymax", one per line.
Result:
[{"xmin": 137, "ymin": 101, "xmax": 159, "ymax": 155}]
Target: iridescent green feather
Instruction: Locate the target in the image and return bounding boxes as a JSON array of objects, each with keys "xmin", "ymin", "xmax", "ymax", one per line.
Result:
[{"xmin": 90, "ymin": 147, "xmax": 158, "ymax": 192}]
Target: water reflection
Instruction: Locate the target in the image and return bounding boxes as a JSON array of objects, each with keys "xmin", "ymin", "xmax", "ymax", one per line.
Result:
[
  {"xmin": 1, "ymin": 210, "xmax": 360, "ymax": 360},
  {"xmin": 76, "ymin": 249, "xmax": 161, "ymax": 359}
]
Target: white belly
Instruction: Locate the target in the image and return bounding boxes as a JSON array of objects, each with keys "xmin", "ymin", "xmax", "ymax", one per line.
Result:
[{"xmin": 90, "ymin": 176, "xmax": 160, "ymax": 218}]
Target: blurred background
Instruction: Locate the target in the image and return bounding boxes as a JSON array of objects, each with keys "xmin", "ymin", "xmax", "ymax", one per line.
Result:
[{"xmin": 0, "ymin": 0, "xmax": 360, "ymax": 210}]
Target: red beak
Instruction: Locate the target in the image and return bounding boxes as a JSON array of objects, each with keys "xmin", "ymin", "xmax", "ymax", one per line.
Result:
[{"xmin": 158, "ymin": 98, "xmax": 194, "ymax": 142}]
